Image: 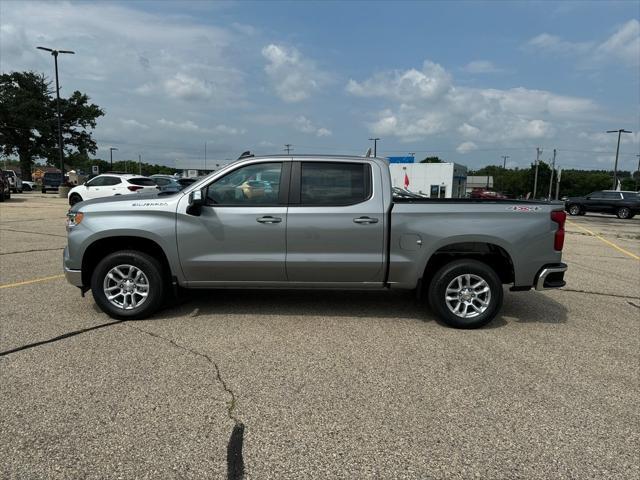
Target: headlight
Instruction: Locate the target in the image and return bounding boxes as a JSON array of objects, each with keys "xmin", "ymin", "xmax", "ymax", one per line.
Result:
[{"xmin": 66, "ymin": 211, "xmax": 84, "ymax": 228}]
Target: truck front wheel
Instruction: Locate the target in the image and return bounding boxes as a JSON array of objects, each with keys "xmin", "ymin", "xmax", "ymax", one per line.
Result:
[
  {"xmin": 427, "ymin": 259, "xmax": 503, "ymax": 329},
  {"xmin": 91, "ymin": 250, "xmax": 165, "ymax": 320}
]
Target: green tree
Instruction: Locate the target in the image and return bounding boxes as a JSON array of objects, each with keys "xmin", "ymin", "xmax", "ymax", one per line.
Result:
[
  {"xmin": 0, "ymin": 71, "xmax": 104, "ymax": 179},
  {"xmin": 420, "ymin": 156, "xmax": 443, "ymax": 163}
]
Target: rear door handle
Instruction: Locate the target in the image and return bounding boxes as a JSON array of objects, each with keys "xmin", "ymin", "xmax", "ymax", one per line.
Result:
[
  {"xmin": 353, "ymin": 216, "xmax": 379, "ymax": 224},
  {"xmin": 256, "ymin": 216, "xmax": 282, "ymax": 224}
]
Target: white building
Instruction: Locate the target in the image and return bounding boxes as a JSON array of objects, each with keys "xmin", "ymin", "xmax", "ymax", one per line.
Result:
[{"xmin": 389, "ymin": 162, "xmax": 467, "ymax": 198}]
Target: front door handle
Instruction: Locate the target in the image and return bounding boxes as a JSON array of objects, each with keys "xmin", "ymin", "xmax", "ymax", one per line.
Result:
[
  {"xmin": 353, "ymin": 216, "xmax": 379, "ymax": 224},
  {"xmin": 256, "ymin": 216, "xmax": 282, "ymax": 224}
]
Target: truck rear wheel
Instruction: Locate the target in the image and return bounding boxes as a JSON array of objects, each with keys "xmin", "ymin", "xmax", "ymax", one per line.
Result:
[
  {"xmin": 91, "ymin": 250, "xmax": 165, "ymax": 320},
  {"xmin": 427, "ymin": 259, "xmax": 503, "ymax": 329}
]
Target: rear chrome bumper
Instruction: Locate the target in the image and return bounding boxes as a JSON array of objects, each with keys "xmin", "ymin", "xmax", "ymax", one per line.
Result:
[{"xmin": 535, "ymin": 263, "xmax": 567, "ymax": 290}]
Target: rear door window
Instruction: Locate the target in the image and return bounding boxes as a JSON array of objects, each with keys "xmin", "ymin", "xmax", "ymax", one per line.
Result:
[
  {"xmin": 128, "ymin": 177, "xmax": 156, "ymax": 186},
  {"xmin": 299, "ymin": 162, "xmax": 370, "ymax": 206},
  {"xmin": 102, "ymin": 177, "xmax": 122, "ymax": 186}
]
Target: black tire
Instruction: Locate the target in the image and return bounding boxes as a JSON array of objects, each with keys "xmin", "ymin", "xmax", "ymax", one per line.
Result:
[
  {"xmin": 567, "ymin": 204, "xmax": 582, "ymax": 216},
  {"xmin": 91, "ymin": 250, "xmax": 165, "ymax": 320},
  {"xmin": 0, "ymin": 189, "xmax": 4, "ymax": 202},
  {"xmin": 427, "ymin": 259, "xmax": 504, "ymax": 329},
  {"xmin": 616, "ymin": 207, "xmax": 631, "ymax": 219},
  {"xmin": 41, "ymin": 188, "xmax": 46, "ymax": 194},
  {"xmin": 69, "ymin": 193, "xmax": 83, "ymax": 206},
  {"xmin": 23, "ymin": 184, "xmax": 31, "ymax": 191}
]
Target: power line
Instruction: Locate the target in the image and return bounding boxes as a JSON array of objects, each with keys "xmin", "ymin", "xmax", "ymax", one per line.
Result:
[{"xmin": 283, "ymin": 144, "xmax": 293, "ymax": 154}]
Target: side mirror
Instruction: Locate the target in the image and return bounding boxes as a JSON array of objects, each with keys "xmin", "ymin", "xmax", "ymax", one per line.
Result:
[{"xmin": 187, "ymin": 189, "xmax": 204, "ymax": 216}]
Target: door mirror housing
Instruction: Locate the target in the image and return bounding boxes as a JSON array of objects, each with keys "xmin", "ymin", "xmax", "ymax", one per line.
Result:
[{"xmin": 187, "ymin": 189, "xmax": 204, "ymax": 216}]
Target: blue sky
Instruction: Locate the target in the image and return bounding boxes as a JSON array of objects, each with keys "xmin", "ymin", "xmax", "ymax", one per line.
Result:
[{"xmin": 1, "ymin": 0, "xmax": 639, "ymax": 170}]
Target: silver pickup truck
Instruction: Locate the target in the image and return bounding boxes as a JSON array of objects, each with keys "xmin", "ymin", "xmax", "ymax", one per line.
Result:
[{"xmin": 63, "ymin": 155, "xmax": 567, "ymax": 328}]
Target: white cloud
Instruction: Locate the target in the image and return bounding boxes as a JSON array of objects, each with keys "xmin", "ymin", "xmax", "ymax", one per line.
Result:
[
  {"xmin": 163, "ymin": 73, "xmax": 213, "ymax": 101},
  {"xmin": 462, "ymin": 60, "xmax": 504, "ymax": 74},
  {"xmin": 158, "ymin": 119, "xmax": 245, "ymax": 136},
  {"xmin": 120, "ymin": 119, "xmax": 149, "ymax": 130},
  {"xmin": 526, "ymin": 19, "xmax": 639, "ymax": 68},
  {"xmin": 526, "ymin": 33, "xmax": 593, "ymax": 55},
  {"xmin": 262, "ymin": 44, "xmax": 329, "ymax": 102},
  {"xmin": 158, "ymin": 118, "xmax": 201, "ymax": 131},
  {"xmin": 347, "ymin": 60, "xmax": 594, "ymax": 143},
  {"xmin": 346, "ymin": 61, "xmax": 451, "ymax": 102},
  {"xmin": 293, "ymin": 116, "xmax": 332, "ymax": 137},
  {"xmin": 595, "ymin": 19, "xmax": 640, "ymax": 67},
  {"xmin": 456, "ymin": 142, "xmax": 478, "ymax": 154}
]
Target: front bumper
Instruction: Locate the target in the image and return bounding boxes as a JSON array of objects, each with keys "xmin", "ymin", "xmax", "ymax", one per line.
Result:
[
  {"xmin": 534, "ymin": 263, "xmax": 567, "ymax": 290},
  {"xmin": 63, "ymin": 247, "xmax": 83, "ymax": 287}
]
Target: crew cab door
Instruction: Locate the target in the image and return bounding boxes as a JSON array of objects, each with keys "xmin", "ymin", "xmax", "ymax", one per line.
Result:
[
  {"xmin": 176, "ymin": 161, "xmax": 290, "ymax": 284},
  {"xmin": 285, "ymin": 160, "xmax": 385, "ymax": 283}
]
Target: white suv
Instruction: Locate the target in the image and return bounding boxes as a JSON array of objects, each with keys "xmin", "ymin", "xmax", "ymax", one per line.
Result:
[{"xmin": 68, "ymin": 174, "xmax": 158, "ymax": 206}]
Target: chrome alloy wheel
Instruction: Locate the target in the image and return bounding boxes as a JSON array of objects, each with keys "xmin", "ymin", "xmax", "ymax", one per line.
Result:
[
  {"xmin": 102, "ymin": 264, "xmax": 150, "ymax": 310},
  {"xmin": 445, "ymin": 274, "xmax": 491, "ymax": 319}
]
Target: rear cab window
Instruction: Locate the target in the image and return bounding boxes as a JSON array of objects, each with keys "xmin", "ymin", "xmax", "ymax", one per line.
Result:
[{"xmin": 296, "ymin": 162, "xmax": 371, "ymax": 206}]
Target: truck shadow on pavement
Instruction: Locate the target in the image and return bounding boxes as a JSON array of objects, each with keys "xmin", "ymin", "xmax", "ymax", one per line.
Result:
[{"xmin": 150, "ymin": 288, "xmax": 568, "ymax": 328}]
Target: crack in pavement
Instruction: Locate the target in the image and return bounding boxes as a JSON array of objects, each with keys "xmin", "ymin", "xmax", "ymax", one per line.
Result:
[
  {"xmin": 0, "ymin": 247, "xmax": 64, "ymax": 256},
  {"xmin": 124, "ymin": 324, "xmax": 246, "ymax": 480},
  {"xmin": 0, "ymin": 319, "xmax": 246, "ymax": 479},
  {"xmin": 0, "ymin": 228, "xmax": 67, "ymax": 238},
  {"xmin": 559, "ymin": 288, "xmax": 640, "ymax": 300}
]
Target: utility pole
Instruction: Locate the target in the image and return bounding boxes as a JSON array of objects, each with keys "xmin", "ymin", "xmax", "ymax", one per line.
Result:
[
  {"xmin": 37, "ymin": 47, "xmax": 75, "ymax": 179},
  {"xmin": 555, "ymin": 167, "xmax": 562, "ymax": 201},
  {"xmin": 533, "ymin": 147, "xmax": 541, "ymax": 199},
  {"xmin": 548, "ymin": 149, "xmax": 556, "ymax": 201},
  {"xmin": 636, "ymin": 154, "xmax": 640, "ymax": 191},
  {"xmin": 109, "ymin": 147, "xmax": 118, "ymax": 171},
  {"xmin": 204, "ymin": 142, "xmax": 207, "ymax": 171},
  {"xmin": 606, "ymin": 129, "xmax": 632, "ymax": 189},
  {"xmin": 500, "ymin": 155, "xmax": 510, "ymax": 193},
  {"xmin": 138, "ymin": 154, "xmax": 142, "ymax": 175},
  {"xmin": 369, "ymin": 138, "xmax": 380, "ymax": 157},
  {"xmin": 284, "ymin": 144, "xmax": 293, "ymax": 155}
]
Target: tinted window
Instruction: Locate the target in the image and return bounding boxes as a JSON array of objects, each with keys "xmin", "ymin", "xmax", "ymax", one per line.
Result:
[
  {"xmin": 206, "ymin": 162, "xmax": 282, "ymax": 205},
  {"xmin": 622, "ymin": 192, "xmax": 639, "ymax": 200},
  {"xmin": 588, "ymin": 191, "xmax": 605, "ymax": 199},
  {"xmin": 602, "ymin": 192, "xmax": 622, "ymax": 199},
  {"xmin": 102, "ymin": 176, "xmax": 122, "ymax": 186},
  {"xmin": 300, "ymin": 162, "xmax": 368, "ymax": 205},
  {"xmin": 153, "ymin": 178, "xmax": 171, "ymax": 186},
  {"xmin": 85, "ymin": 176, "xmax": 105, "ymax": 186},
  {"xmin": 128, "ymin": 177, "xmax": 156, "ymax": 186},
  {"xmin": 177, "ymin": 178, "xmax": 196, "ymax": 187}
]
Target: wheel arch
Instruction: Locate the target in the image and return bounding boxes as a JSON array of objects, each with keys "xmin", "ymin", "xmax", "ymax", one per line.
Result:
[
  {"xmin": 81, "ymin": 236, "xmax": 174, "ymax": 287},
  {"xmin": 420, "ymin": 241, "xmax": 515, "ymax": 294}
]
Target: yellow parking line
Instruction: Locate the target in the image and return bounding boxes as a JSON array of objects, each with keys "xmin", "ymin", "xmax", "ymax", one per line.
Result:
[
  {"xmin": 567, "ymin": 220, "xmax": 640, "ymax": 261},
  {"xmin": 0, "ymin": 274, "xmax": 65, "ymax": 289}
]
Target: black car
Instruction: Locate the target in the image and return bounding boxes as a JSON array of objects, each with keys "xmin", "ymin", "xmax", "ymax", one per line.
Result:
[
  {"xmin": 565, "ymin": 190, "xmax": 639, "ymax": 219},
  {"xmin": 42, "ymin": 172, "xmax": 63, "ymax": 193},
  {"xmin": 0, "ymin": 171, "xmax": 11, "ymax": 201}
]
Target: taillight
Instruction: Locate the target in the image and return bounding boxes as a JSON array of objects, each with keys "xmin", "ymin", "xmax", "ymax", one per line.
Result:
[
  {"xmin": 551, "ymin": 210, "xmax": 566, "ymax": 251},
  {"xmin": 128, "ymin": 185, "xmax": 143, "ymax": 191}
]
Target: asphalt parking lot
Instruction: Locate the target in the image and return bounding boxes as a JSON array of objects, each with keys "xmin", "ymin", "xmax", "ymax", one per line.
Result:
[{"xmin": 1, "ymin": 193, "xmax": 638, "ymax": 479}]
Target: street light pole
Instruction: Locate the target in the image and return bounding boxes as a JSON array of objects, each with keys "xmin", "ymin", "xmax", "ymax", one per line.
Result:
[
  {"xmin": 369, "ymin": 138, "xmax": 380, "ymax": 157},
  {"xmin": 109, "ymin": 147, "xmax": 118, "ymax": 170},
  {"xmin": 606, "ymin": 129, "xmax": 632, "ymax": 190},
  {"xmin": 533, "ymin": 147, "xmax": 541, "ymax": 199},
  {"xmin": 548, "ymin": 148, "xmax": 556, "ymax": 201},
  {"xmin": 37, "ymin": 47, "xmax": 75, "ymax": 179}
]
